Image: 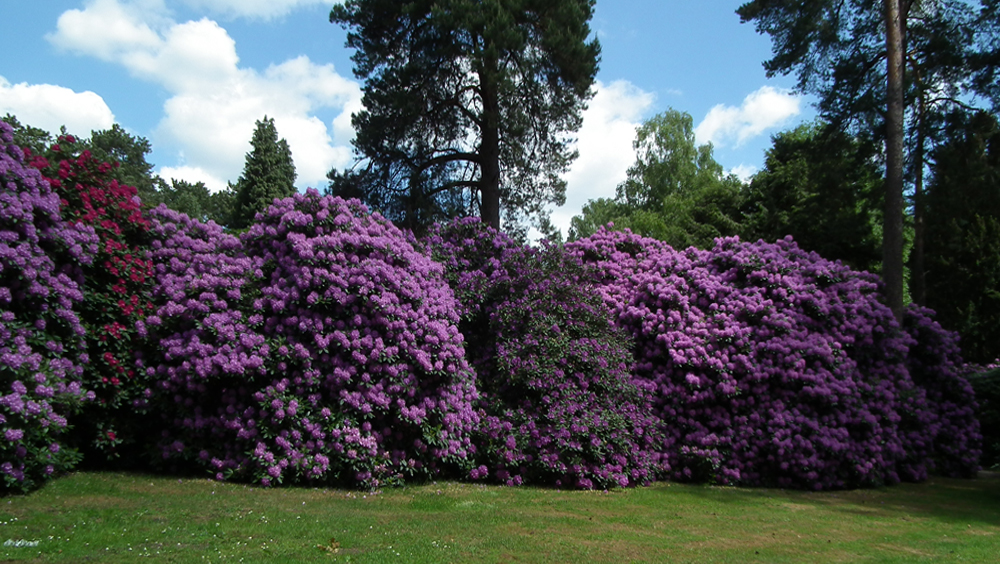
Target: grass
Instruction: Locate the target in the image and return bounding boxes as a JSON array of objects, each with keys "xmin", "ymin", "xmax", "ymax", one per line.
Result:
[{"xmin": 1, "ymin": 472, "xmax": 998, "ymax": 563}]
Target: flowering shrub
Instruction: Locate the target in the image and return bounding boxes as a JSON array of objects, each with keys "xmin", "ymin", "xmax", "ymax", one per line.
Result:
[
  {"xmin": 901, "ymin": 305, "xmax": 982, "ymax": 477},
  {"xmin": 568, "ymin": 228, "xmax": 980, "ymax": 489},
  {"xmin": 142, "ymin": 192, "xmax": 479, "ymax": 488},
  {"xmin": 423, "ymin": 218, "xmax": 663, "ymax": 488},
  {"xmin": 0, "ymin": 122, "xmax": 98, "ymax": 492},
  {"xmin": 138, "ymin": 205, "xmax": 263, "ymax": 479},
  {"xmin": 27, "ymin": 134, "xmax": 154, "ymax": 462}
]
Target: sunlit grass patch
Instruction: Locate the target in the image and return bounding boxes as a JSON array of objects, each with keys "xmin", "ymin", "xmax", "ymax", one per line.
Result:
[{"xmin": 1, "ymin": 472, "xmax": 998, "ymax": 563}]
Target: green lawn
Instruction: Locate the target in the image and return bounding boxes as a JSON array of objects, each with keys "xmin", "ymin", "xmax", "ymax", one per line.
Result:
[{"xmin": 2, "ymin": 471, "xmax": 998, "ymax": 563}]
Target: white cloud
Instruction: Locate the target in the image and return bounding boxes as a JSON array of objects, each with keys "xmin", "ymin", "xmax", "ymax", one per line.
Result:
[
  {"xmin": 158, "ymin": 165, "xmax": 228, "ymax": 193},
  {"xmin": 0, "ymin": 76, "xmax": 115, "ymax": 135},
  {"xmin": 180, "ymin": 0, "xmax": 329, "ymax": 20},
  {"xmin": 694, "ymin": 86, "xmax": 801, "ymax": 148},
  {"xmin": 728, "ymin": 164, "xmax": 758, "ymax": 183},
  {"xmin": 47, "ymin": 0, "xmax": 166, "ymax": 61},
  {"xmin": 46, "ymin": 0, "xmax": 362, "ymax": 190},
  {"xmin": 547, "ymin": 79, "xmax": 655, "ymax": 237}
]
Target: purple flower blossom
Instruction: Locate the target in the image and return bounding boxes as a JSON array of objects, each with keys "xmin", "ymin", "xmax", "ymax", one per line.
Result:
[
  {"xmin": 142, "ymin": 192, "xmax": 479, "ymax": 488},
  {"xmin": 423, "ymin": 218, "xmax": 663, "ymax": 489},
  {"xmin": 1, "ymin": 122, "xmax": 92, "ymax": 494},
  {"xmin": 566, "ymin": 228, "xmax": 981, "ymax": 489}
]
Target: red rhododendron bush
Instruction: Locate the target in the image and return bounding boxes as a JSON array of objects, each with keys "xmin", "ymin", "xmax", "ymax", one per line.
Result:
[
  {"xmin": 139, "ymin": 192, "xmax": 479, "ymax": 488},
  {"xmin": 27, "ymin": 134, "xmax": 154, "ymax": 463},
  {"xmin": 567, "ymin": 228, "xmax": 981, "ymax": 489}
]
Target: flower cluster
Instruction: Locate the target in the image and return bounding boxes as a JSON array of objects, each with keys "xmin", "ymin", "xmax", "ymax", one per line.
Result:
[
  {"xmin": 423, "ymin": 218, "xmax": 664, "ymax": 488},
  {"xmin": 0, "ymin": 122, "xmax": 97, "ymax": 493},
  {"xmin": 27, "ymin": 135, "xmax": 155, "ymax": 461},
  {"xmin": 142, "ymin": 192, "xmax": 479, "ymax": 488},
  {"xmin": 567, "ymin": 228, "xmax": 980, "ymax": 489}
]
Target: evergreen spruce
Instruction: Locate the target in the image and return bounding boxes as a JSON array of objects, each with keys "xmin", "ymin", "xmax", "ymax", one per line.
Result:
[{"xmin": 230, "ymin": 117, "xmax": 297, "ymax": 229}]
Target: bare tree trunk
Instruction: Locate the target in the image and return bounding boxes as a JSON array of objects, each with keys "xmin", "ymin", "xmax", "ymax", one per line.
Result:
[
  {"xmin": 884, "ymin": 0, "xmax": 907, "ymax": 322},
  {"xmin": 911, "ymin": 100, "xmax": 926, "ymax": 305},
  {"xmin": 479, "ymin": 55, "xmax": 502, "ymax": 230}
]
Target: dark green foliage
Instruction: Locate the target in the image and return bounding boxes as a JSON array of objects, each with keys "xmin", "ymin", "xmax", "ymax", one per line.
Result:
[
  {"xmin": 87, "ymin": 124, "xmax": 158, "ymax": 204},
  {"xmin": 330, "ymin": 0, "xmax": 600, "ymax": 232},
  {"xmin": 742, "ymin": 122, "xmax": 883, "ymax": 272},
  {"xmin": 230, "ymin": 117, "xmax": 297, "ymax": 229},
  {"xmin": 969, "ymin": 367, "xmax": 1000, "ymax": 470},
  {"xmin": 924, "ymin": 110, "xmax": 1000, "ymax": 365},
  {"xmin": 146, "ymin": 178, "xmax": 235, "ymax": 226},
  {"xmin": 569, "ymin": 109, "xmax": 744, "ymax": 249},
  {"xmin": 1, "ymin": 114, "xmax": 53, "ymax": 157}
]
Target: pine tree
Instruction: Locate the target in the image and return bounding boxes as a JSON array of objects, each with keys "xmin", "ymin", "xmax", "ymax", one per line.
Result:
[
  {"xmin": 736, "ymin": 0, "xmax": 985, "ymax": 320},
  {"xmin": 330, "ymin": 0, "xmax": 600, "ymax": 234},
  {"xmin": 230, "ymin": 117, "xmax": 297, "ymax": 229}
]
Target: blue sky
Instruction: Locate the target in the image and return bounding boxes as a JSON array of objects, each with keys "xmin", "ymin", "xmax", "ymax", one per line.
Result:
[{"xmin": 1, "ymin": 0, "xmax": 815, "ymax": 236}]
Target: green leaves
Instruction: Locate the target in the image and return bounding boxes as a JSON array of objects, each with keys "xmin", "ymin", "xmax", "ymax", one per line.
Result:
[
  {"xmin": 230, "ymin": 117, "xmax": 297, "ymax": 230},
  {"xmin": 330, "ymin": 0, "xmax": 598, "ymax": 233},
  {"xmin": 570, "ymin": 109, "xmax": 744, "ymax": 249}
]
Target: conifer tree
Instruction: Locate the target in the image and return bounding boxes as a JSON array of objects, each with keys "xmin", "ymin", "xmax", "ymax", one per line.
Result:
[
  {"xmin": 230, "ymin": 116, "xmax": 297, "ymax": 229},
  {"xmin": 330, "ymin": 0, "xmax": 600, "ymax": 233}
]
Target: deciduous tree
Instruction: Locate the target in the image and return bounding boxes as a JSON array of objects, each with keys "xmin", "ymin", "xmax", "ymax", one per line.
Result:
[
  {"xmin": 569, "ymin": 109, "xmax": 744, "ymax": 250},
  {"xmin": 743, "ymin": 122, "xmax": 884, "ymax": 273}
]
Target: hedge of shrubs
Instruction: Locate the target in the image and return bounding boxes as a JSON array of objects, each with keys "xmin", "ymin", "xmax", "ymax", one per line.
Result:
[
  {"xmin": 0, "ymin": 124, "xmax": 984, "ymax": 493},
  {"xmin": 141, "ymin": 194, "xmax": 480, "ymax": 489}
]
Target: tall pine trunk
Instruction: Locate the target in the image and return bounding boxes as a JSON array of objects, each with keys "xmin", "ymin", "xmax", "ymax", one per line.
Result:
[
  {"xmin": 479, "ymin": 54, "xmax": 502, "ymax": 230},
  {"xmin": 884, "ymin": 0, "xmax": 907, "ymax": 322},
  {"xmin": 911, "ymin": 102, "xmax": 926, "ymax": 306}
]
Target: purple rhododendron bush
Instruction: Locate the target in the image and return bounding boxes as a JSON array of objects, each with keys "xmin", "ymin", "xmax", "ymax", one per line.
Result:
[
  {"xmin": 902, "ymin": 305, "xmax": 981, "ymax": 477},
  {"xmin": 140, "ymin": 192, "xmax": 479, "ymax": 488},
  {"xmin": 567, "ymin": 228, "xmax": 981, "ymax": 490},
  {"xmin": 423, "ymin": 219, "xmax": 664, "ymax": 488},
  {"xmin": 0, "ymin": 122, "xmax": 98, "ymax": 493}
]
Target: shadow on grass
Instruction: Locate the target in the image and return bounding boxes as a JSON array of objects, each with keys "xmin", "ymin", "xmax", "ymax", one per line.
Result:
[{"xmin": 659, "ymin": 471, "xmax": 1000, "ymax": 527}]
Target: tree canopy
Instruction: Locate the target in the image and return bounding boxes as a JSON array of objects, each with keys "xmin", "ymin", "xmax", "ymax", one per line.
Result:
[
  {"xmin": 330, "ymin": 0, "xmax": 600, "ymax": 234},
  {"xmin": 146, "ymin": 178, "xmax": 235, "ymax": 227},
  {"xmin": 742, "ymin": 122, "xmax": 884, "ymax": 273},
  {"xmin": 923, "ymin": 110, "xmax": 1000, "ymax": 364},
  {"xmin": 569, "ymin": 109, "xmax": 744, "ymax": 250},
  {"xmin": 229, "ymin": 117, "xmax": 297, "ymax": 230},
  {"xmin": 736, "ymin": 0, "xmax": 990, "ymax": 320}
]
